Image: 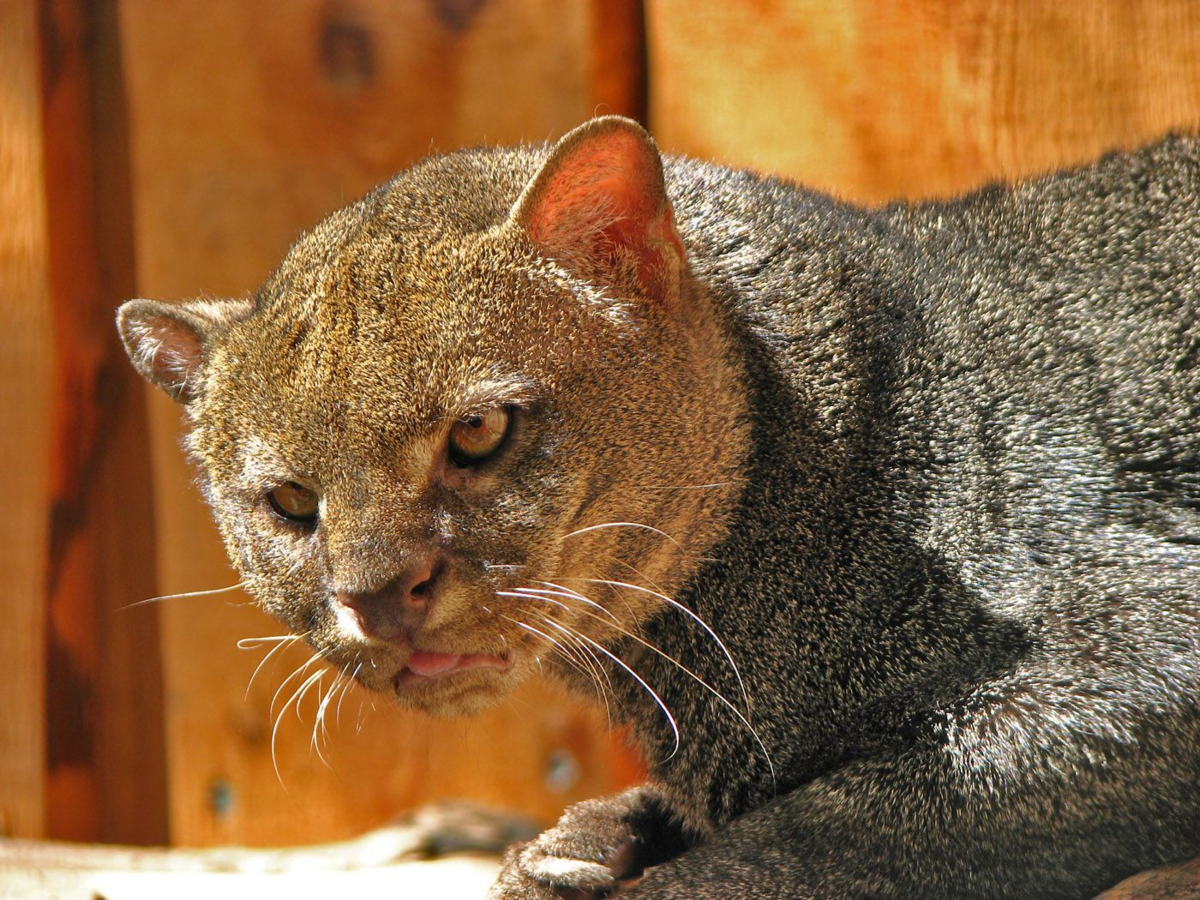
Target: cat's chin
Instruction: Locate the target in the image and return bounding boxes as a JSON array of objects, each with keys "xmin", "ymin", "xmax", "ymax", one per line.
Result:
[
  {"xmin": 387, "ymin": 652, "xmax": 524, "ymax": 717},
  {"xmin": 399, "ymin": 684, "xmax": 508, "ymax": 718}
]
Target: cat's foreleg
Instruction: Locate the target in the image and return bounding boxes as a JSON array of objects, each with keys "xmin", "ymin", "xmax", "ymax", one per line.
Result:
[
  {"xmin": 488, "ymin": 784, "xmax": 690, "ymax": 899},
  {"xmin": 618, "ymin": 721, "xmax": 1200, "ymax": 900}
]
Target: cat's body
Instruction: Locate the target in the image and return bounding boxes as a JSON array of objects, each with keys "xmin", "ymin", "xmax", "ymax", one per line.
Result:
[{"xmin": 119, "ymin": 119, "xmax": 1200, "ymax": 899}]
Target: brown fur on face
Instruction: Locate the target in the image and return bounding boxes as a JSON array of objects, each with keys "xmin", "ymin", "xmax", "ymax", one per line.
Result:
[{"xmin": 119, "ymin": 118, "xmax": 749, "ymax": 716}]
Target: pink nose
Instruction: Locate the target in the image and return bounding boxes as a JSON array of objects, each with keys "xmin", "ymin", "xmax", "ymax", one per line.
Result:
[{"xmin": 334, "ymin": 558, "xmax": 440, "ymax": 644}]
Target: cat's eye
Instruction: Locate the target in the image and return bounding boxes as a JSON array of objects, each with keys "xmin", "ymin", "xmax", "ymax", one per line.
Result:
[
  {"xmin": 448, "ymin": 406, "xmax": 512, "ymax": 467},
  {"xmin": 267, "ymin": 482, "xmax": 320, "ymax": 525}
]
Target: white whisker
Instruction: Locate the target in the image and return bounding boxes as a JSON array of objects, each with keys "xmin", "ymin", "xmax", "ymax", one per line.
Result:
[
  {"xmin": 270, "ymin": 655, "xmax": 320, "ymax": 719},
  {"xmin": 551, "ymin": 624, "xmax": 615, "ymax": 720},
  {"xmin": 543, "ymin": 609, "xmax": 616, "ymax": 694},
  {"xmin": 237, "ymin": 634, "xmax": 302, "ymax": 649},
  {"xmin": 530, "ymin": 582, "xmax": 622, "ymax": 624},
  {"xmin": 504, "ymin": 615, "xmax": 594, "ymax": 683},
  {"xmin": 242, "ymin": 632, "xmax": 308, "ymax": 699},
  {"xmin": 495, "ymin": 590, "xmax": 570, "ymax": 612},
  {"xmin": 633, "ymin": 480, "xmax": 740, "ymax": 491},
  {"xmin": 567, "ymin": 577, "xmax": 751, "ymax": 712},
  {"xmin": 272, "ymin": 667, "xmax": 324, "ymax": 783},
  {"xmin": 603, "ymin": 554, "xmax": 669, "ymax": 601},
  {"xmin": 312, "ymin": 670, "xmax": 343, "ymax": 766},
  {"xmin": 562, "ymin": 521, "xmax": 683, "ymax": 550},
  {"xmin": 562, "ymin": 602, "xmax": 775, "ymax": 786},
  {"xmin": 506, "ymin": 584, "xmax": 621, "ymax": 720},
  {"xmin": 501, "ymin": 614, "xmax": 612, "ymax": 718},
  {"xmin": 121, "ymin": 582, "xmax": 246, "ymax": 610},
  {"xmin": 533, "ymin": 614, "xmax": 680, "ymax": 762},
  {"xmin": 336, "ymin": 663, "xmax": 362, "ymax": 726}
]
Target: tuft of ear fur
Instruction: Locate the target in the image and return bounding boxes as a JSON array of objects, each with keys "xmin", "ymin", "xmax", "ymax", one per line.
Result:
[
  {"xmin": 510, "ymin": 116, "xmax": 686, "ymax": 304},
  {"xmin": 116, "ymin": 298, "xmax": 253, "ymax": 404}
]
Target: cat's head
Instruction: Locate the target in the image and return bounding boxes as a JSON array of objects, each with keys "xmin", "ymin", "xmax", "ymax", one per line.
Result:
[{"xmin": 118, "ymin": 117, "xmax": 748, "ymax": 715}]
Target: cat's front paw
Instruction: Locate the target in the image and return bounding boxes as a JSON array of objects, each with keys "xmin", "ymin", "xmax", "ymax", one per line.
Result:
[
  {"xmin": 489, "ymin": 841, "xmax": 620, "ymax": 899},
  {"xmin": 487, "ymin": 797, "xmax": 642, "ymax": 899}
]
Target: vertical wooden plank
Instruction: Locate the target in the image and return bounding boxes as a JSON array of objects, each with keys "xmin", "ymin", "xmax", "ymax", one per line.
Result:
[
  {"xmin": 88, "ymin": 0, "xmax": 170, "ymax": 845},
  {"xmin": 39, "ymin": 0, "xmax": 107, "ymax": 842},
  {"xmin": 117, "ymin": 0, "xmax": 642, "ymax": 847},
  {"xmin": 36, "ymin": 0, "xmax": 168, "ymax": 844},
  {"xmin": 590, "ymin": 0, "xmax": 648, "ymax": 122},
  {"xmin": 648, "ymin": 0, "xmax": 1200, "ymax": 203},
  {"xmin": 0, "ymin": 0, "xmax": 51, "ymax": 841}
]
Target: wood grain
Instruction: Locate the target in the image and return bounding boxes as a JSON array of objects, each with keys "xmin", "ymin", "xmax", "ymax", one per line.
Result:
[
  {"xmin": 590, "ymin": 0, "xmax": 648, "ymax": 122},
  {"xmin": 0, "ymin": 0, "xmax": 51, "ymax": 841},
  {"xmin": 36, "ymin": 0, "xmax": 168, "ymax": 845},
  {"xmin": 648, "ymin": 0, "xmax": 1200, "ymax": 203},
  {"xmin": 116, "ymin": 0, "xmax": 643, "ymax": 847}
]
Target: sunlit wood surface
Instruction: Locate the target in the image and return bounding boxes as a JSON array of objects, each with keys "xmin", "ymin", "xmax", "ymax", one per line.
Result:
[
  {"xmin": 0, "ymin": 0, "xmax": 52, "ymax": 841},
  {"xmin": 650, "ymin": 1, "xmax": 1200, "ymax": 202}
]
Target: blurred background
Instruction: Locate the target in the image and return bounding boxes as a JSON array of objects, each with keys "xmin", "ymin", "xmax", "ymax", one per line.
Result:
[{"xmin": 3, "ymin": 0, "xmax": 1200, "ymax": 850}]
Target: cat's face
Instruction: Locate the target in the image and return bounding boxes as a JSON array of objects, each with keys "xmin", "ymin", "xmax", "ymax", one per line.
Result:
[{"xmin": 119, "ymin": 117, "xmax": 747, "ymax": 715}]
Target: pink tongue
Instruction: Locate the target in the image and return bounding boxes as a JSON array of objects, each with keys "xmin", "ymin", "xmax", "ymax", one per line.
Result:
[{"xmin": 406, "ymin": 651, "xmax": 463, "ymax": 677}]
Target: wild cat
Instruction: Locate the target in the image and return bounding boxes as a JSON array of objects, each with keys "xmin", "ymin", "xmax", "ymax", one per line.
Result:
[{"xmin": 120, "ymin": 117, "xmax": 1200, "ymax": 898}]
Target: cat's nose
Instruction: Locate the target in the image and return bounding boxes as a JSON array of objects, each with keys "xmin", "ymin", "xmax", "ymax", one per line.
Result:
[{"xmin": 334, "ymin": 557, "xmax": 441, "ymax": 644}]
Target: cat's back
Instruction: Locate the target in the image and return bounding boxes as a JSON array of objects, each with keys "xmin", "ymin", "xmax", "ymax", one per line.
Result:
[
  {"xmin": 894, "ymin": 132, "xmax": 1200, "ymax": 396},
  {"xmin": 663, "ymin": 133, "xmax": 1200, "ymax": 608},
  {"xmin": 876, "ymin": 135, "xmax": 1200, "ymax": 628}
]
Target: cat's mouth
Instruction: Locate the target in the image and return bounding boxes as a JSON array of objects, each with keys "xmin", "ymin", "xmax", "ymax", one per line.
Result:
[{"xmin": 392, "ymin": 648, "xmax": 513, "ymax": 692}]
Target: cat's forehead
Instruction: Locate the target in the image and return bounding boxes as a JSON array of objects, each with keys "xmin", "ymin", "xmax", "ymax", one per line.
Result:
[
  {"xmin": 213, "ymin": 246, "xmax": 552, "ymax": 459},
  {"xmin": 203, "ymin": 141, "xmax": 615, "ymax": 463},
  {"xmin": 251, "ymin": 145, "xmax": 546, "ymax": 332},
  {"xmin": 251, "ymin": 227, "xmax": 538, "ymax": 365},
  {"xmin": 208, "ymin": 292, "xmax": 540, "ymax": 482},
  {"xmin": 226, "ymin": 272, "xmax": 532, "ymax": 418},
  {"xmin": 287, "ymin": 143, "xmax": 538, "ymax": 256}
]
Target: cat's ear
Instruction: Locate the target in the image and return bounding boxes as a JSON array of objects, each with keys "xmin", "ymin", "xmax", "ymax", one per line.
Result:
[
  {"xmin": 509, "ymin": 116, "xmax": 686, "ymax": 304},
  {"xmin": 116, "ymin": 298, "xmax": 253, "ymax": 405}
]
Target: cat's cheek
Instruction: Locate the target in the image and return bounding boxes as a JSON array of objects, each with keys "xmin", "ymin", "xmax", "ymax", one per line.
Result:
[{"xmin": 239, "ymin": 524, "xmax": 326, "ymax": 632}]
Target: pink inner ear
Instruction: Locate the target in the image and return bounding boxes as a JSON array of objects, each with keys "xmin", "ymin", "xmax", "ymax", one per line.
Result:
[
  {"xmin": 139, "ymin": 314, "xmax": 205, "ymax": 399},
  {"xmin": 522, "ymin": 128, "xmax": 685, "ymax": 299}
]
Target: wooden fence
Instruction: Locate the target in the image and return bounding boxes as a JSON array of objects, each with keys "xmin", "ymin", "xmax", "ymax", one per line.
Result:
[{"xmin": 3, "ymin": 0, "xmax": 1199, "ymax": 849}]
